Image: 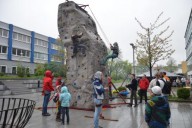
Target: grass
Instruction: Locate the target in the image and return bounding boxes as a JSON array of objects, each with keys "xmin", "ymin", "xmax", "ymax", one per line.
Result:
[
  {"xmin": 112, "ymin": 79, "xmax": 123, "ymax": 83},
  {"xmin": 0, "ymin": 75, "xmax": 44, "ymax": 80}
]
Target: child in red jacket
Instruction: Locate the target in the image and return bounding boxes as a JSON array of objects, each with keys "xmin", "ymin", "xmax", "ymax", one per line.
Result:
[{"xmin": 42, "ymin": 70, "xmax": 54, "ymax": 116}]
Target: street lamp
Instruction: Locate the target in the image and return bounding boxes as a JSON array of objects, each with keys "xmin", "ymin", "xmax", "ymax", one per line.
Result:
[{"xmin": 130, "ymin": 43, "xmax": 136, "ymax": 74}]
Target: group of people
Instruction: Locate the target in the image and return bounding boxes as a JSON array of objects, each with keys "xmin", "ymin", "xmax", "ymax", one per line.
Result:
[
  {"xmin": 42, "ymin": 70, "xmax": 71, "ymax": 125},
  {"xmin": 126, "ymin": 72, "xmax": 171, "ymax": 128},
  {"xmin": 41, "ymin": 69, "xmax": 171, "ymax": 128}
]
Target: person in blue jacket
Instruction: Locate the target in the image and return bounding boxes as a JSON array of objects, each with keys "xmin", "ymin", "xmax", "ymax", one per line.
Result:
[
  {"xmin": 59, "ymin": 86, "xmax": 71, "ymax": 125},
  {"xmin": 92, "ymin": 71, "xmax": 105, "ymax": 128}
]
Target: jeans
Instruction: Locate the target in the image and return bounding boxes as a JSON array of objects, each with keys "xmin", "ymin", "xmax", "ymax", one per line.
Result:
[
  {"xmin": 42, "ymin": 92, "xmax": 51, "ymax": 114},
  {"xmin": 62, "ymin": 107, "xmax": 69, "ymax": 124},
  {"xmin": 139, "ymin": 89, "xmax": 147, "ymax": 103},
  {"xmin": 130, "ymin": 90, "xmax": 137, "ymax": 105},
  {"xmin": 94, "ymin": 105, "xmax": 102, "ymax": 128}
]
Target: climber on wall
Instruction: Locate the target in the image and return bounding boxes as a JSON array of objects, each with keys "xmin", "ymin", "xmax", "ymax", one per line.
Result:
[
  {"xmin": 71, "ymin": 32, "xmax": 83, "ymax": 58},
  {"xmin": 100, "ymin": 42, "xmax": 119, "ymax": 65}
]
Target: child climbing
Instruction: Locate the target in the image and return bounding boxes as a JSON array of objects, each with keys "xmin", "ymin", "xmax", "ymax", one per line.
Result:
[
  {"xmin": 71, "ymin": 32, "xmax": 83, "ymax": 58},
  {"xmin": 100, "ymin": 42, "xmax": 119, "ymax": 65}
]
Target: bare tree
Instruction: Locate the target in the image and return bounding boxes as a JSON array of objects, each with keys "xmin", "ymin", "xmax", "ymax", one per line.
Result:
[
  {"xmin": 164, "ymin": 57, "xmax": 178, "ymax": 72},
  {"xmin": 135, "ymin": 12, "xmax": 175, "ymax": 78}
]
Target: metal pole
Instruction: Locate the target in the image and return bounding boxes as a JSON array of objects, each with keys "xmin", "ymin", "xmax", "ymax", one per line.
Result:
[
  {"xmin": 130, "ymin": 43, "xmax": 136, "ymax": 74},
  {"xmin": 133, "ymin": 47, "xmax": 135, "ymax": 74}
]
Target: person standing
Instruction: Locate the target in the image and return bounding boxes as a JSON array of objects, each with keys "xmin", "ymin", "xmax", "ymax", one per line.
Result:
[
  {"xmin": 60, "ymin": 86, "xmax": 71, "ymax": 125},
  {"xmin": 145, "ymin": 86, "xmax": 171, "ymax": 128},
  {"xmin": 181, "ymin": 77, "xmax": 186, "ymax": 87},
  {"xmin": 139, "ymin": 74, "xmax": 149, "ymax": 104},
  {"xmin": 42, "ymin": 70, "xmax": 54, "ymax": 116},
  {"xmin": 107, "ymin": 76, "xmax": 112, "ymax": 98},
  {"xmin": 163, "ymin": 72, "xmax": 170, "ymax": 81},
  {"xmin": 126, "ymin": 74, "xmax": 138, "ymax": 107},
  {"xmin": 93, "ymin": 71, "xmax": 105, "ymax": 128}
]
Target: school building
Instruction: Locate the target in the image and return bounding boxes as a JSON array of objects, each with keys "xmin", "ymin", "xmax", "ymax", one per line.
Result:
[{"xmin": 0, "ymin": 21, "xmax": 64, "ymax": 75}]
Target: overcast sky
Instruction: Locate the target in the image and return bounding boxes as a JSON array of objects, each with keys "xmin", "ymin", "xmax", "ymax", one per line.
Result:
[{"xmin": 0, "ymin": 0, "xmax": 191, "ymax": 66}]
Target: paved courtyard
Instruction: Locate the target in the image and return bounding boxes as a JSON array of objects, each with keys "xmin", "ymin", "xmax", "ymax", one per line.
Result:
[{"xmin": 1, "ymin": 92, "xmax": 192, "ymax": 128}]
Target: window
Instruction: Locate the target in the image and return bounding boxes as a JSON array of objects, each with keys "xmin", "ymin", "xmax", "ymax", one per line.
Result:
[
  {"xmin": 0, "ymin": 28, "xmax": 2, "ymax": 36},
  {"xmin": 35, "ymin": 39, "xmax": 47, "ymax": 47},
  {"xmin": 13, "ymin": 32, "xmax": 17, "ymax": 40},
  {"xmin": 12, "ymin": 48, "xmax": 30, "ymax": 57},
  {"xmin": 2, "ymin": 29, "xmax": 8, "ymax": 37},
  {"xmin": 0, "ymin": 45, "xmax": 7, "ymax": 54},
  {"xmin": 17, "ymin": 49, "xmax": 21, "ymax": 56},
  {"xmin": 27, "ymin": 36, "xmax": 31, "ymax": 43},
  {"xmin": 0, "ymin": 66, "xmax": 6, "ymax": 73},
  {"xmin": 12, "ymin": 48, "xmax": 17, "ymax": 55},
  {"xmin": 51, "ymin": 55, "xmax": 62, "ymax": 62},
  {"xmin": 34, "ymin": 52, "xmax": 47, "ymax": 60},
  {"xmin": 23, "ymin": 35, "xmax": 26, "ymax": 42},
  {"xmin": 2, "ymin": 46, "xmax": 7, "ymax": 53},
  {"xmin": 51, "ymin": 44, "xmax": 61, "ymax": 50},
  {"xmin": 18, "ymin": 33, "xmax": 22, "ymax": 41},
  {"xmin": 12, "ymin": 67, "xmax": 17, "ymax": 74}
]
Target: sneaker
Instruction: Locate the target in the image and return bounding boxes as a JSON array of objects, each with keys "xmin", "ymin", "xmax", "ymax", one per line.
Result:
[
  {"xmin": 42, "ymin": 113, "xmax": 51, "ymax": 116},
  {"xmin": 99, "ymin": 126, "xmax": 103, "ymax": 128},
  {"xmin": 56, "ymin": 118, "xmax": 62, "ymax": 122},
  {"xmin": 134, "ymin": 104, "xmax": 138, "ymax": 107},
  {"xmin": 127, "ymin": 103, "xmax": 132, "ymax": 107},
  {"xmin": 67, "ymin": 122, "xmax": 69, "ymax": 125}
]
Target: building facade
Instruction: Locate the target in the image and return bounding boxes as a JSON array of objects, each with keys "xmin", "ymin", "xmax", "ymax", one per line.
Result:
[
  {"xmin": 185, "ymin": 9, "xmax": 192, "ymax": 76},
  {"xmin": 0, "ymin": 21, "xmax": 64, "ymax": 74}
]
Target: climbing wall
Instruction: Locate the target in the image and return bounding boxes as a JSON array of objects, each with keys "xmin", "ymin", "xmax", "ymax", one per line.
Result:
[{"xmin": 58, "ymin": 1, "xmax": 109, "ymax": 109}]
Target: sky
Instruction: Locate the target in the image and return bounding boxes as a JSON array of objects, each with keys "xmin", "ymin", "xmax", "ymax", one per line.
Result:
[{"xmin": 0, "ymin": 0, "xmax": 191, "ymax": 66}]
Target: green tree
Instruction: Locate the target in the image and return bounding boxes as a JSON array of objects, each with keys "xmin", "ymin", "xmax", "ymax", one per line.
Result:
[
  {"xmin": 26, "ymin": 68, "xmax": 30, "ymax": 77},
  {"xmin": 109, "ymin": 59, "xmax": 132, "ymax": 80},
  {"xmin": 135, "ymin": 12, "xmax": 175, "ymax": 78},
  {"xmin": 17, "ymin": 64, "xmax": 25, "ymax": 77},
  {"xmin": 34, "ymin": 64, "xmax": 45, "ymax": 76}
]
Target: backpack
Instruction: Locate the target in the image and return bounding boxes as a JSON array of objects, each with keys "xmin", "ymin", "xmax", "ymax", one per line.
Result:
[
  {"xmin": 53, "ymin": 93, "xmax": 59, "ymax": 103},
  {"xmin": 157, "ymin": 79, "xmax": 171, "ymax": 94}
]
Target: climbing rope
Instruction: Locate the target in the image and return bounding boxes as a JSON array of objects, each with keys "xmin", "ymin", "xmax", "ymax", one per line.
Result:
[{"xmin": 87, "ymin": 6, "xmax": 111, "ymax": 47}]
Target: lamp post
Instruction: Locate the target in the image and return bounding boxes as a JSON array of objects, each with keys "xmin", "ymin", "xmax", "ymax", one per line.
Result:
[{"xmin": 130, "ymin": 43, "xmax": 136, "ymax": 74}]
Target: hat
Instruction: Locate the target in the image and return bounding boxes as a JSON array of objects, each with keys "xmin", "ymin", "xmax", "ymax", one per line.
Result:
[{"xmin": 151, "ymin": 86, "xmax": 162, "ymax": 95}]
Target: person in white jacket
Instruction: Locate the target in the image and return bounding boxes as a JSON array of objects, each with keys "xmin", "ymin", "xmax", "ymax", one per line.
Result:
[{"xmin": 148, "ymin": 73, "xmax": 164, "ymax": 92}]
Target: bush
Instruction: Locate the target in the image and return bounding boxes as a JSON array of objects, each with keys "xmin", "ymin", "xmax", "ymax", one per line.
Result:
[
  {"xmin": 117, "ymin": 86, "xmax": 127, "ymax": 92},
  {"xmin": 0, "ymin": 72, "xmax": 4, "ymax": 76},
  {"xmin": 177, "ymin": 88, "xmax": 190, "ymax": 99},
  {"xmin": 17, "ymin": 65, "xmax": 25, "ymax": 77},
  {"xmin": 26, "ymin": 68, "xmax": 30, "ymax": 77}
]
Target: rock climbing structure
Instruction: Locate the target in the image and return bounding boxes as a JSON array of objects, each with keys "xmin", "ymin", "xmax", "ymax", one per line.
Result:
[{"xmin": 58, "ymin": 1, "xmax": 109, "ymax": 109}]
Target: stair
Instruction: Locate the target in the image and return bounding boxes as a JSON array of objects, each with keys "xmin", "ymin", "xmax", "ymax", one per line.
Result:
[{"xmin": 2, "ymin": 80, "xmax": 35, "ymax": 95}]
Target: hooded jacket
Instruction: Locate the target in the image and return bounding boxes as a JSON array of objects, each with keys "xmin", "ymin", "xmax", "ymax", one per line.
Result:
[
  {"xmin": 145, "ymin": 96, "xmax": 171, "ymax": 128},
  {"xmin": 93, "ymin": 71, "xmax": 105, "ymax": 100},
  {"xmin": 43, "ymin": 70, "xmax": 54, "ymax": 93},
  {"xmin": 55, "ymin": 77, "xmax": 62, "ymax": 87},
  {"xmin": 59, "ymin": 86, "xmax": 71, "ymax": 107}
]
